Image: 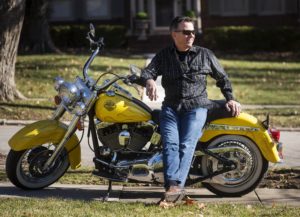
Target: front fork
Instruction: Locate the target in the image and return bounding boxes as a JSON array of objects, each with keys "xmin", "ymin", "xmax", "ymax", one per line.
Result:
[
  {"xmin": 43, "ymin": 93, "xmax": 97, "ymax": 170},
  {"xmin": 42, "ymin": 104, "xmax": 78, "ymax": 170}
]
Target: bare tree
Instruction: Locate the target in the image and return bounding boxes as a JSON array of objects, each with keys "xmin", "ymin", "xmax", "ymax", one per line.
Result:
[{"xmin": 0, "ymin": 0, "xmax": 26, "ymax": 101}]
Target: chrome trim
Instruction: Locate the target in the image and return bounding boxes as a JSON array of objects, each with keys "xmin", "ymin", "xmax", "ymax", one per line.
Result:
[
  {"xmin": 205, "ymin": 124, "xmax": 260, "ymax": 132},
  {"xmin": 150, "ymin": 132, "xmax": 161, "ymax": 146},
  {"xmin": 119, "ymin": 130, "xmax": 131, "ymax": 146},
  {"xmin": 43, "ymin": 115, "xmax": 80, "ymax": 170},
  {"xmin": 118, "ymin": 152, "xmax": 164, "ymax": 183},
  {"xmin": 106, "ymin": 90, "xmax": 115, "ymax": 96},
  {"xmin": 51, "ymin": 104, "xmax": 66, "ymax": 120},
  {"xmin": 194, "ymin": 146, "xmax": 251, "ymax": 157},
  {"xmin": 96, "ymin": 121, "xmax": 115, "ymax": 129},
  {"xmin": 111, "ymin": 82, "xmax": 132, "ymax": 98}
]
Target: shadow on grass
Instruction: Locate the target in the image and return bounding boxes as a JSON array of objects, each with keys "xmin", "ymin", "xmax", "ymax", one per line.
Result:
[{"xmin": 0, "ymin": 102, "xmax": 55, "ymax": 110}]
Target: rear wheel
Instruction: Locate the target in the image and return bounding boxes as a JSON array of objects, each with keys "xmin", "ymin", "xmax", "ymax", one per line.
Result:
[
  {"xmin": 6, "ymin": 145, "xmax": 69, "ymax": 190},
  {"xmin": 201, "ymin": 135, "xmax": 268, "ymax": 197}
]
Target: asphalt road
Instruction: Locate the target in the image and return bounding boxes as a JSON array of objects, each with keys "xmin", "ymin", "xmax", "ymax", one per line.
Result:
[{"xmin": 0, "ymin": 124, "xmax": 299, "ymax": 168}]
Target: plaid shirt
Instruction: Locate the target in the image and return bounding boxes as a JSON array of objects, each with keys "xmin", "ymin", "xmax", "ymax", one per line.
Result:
[{"xmin": 141, "ymin": 44, "xmax": 234, "ymax": 111}]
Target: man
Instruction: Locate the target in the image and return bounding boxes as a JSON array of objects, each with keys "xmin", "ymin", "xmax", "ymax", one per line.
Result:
[{"xmin": 140, "ymin": 16, "xmax": 241, "ymax": 202}]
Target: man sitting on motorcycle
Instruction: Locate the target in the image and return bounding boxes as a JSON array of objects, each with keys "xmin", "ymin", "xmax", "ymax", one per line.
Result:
[{"xmin": 140, "ymin": 16, "xmax": 241, "ymax": 203}]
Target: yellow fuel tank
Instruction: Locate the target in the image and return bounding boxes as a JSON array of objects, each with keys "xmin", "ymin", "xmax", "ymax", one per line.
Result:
[{"xmin": 95, "ymin": 92, "xmax": 152, "ymax": 123}]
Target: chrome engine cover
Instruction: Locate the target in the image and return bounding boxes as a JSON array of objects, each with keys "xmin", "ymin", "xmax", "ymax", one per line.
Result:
[
  {"xmin": 116, "ymin": 152, "xmax": 164, "ymax": 183},
  {"xmin": 96, "ymin": 121, "xmax": 154, "ymax": 151}
]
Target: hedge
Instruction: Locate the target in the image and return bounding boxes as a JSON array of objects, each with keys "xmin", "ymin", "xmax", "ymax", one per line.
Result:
[
  {"xmin": 50, "ymin": 24, "xmax": 127, "ymax": 49},
  {"xmin": 202, "ymin": 26, "xmax": 300, "ymax": 52}
]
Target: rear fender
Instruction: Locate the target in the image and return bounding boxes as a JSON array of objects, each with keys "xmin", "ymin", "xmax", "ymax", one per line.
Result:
[
  {"xmin": 8, "ymin": 120, "xmax": 81, "ymax": 169},
  {"xmin": 200, "ymin": 113, "xmax": 280, "ymax": 163}
]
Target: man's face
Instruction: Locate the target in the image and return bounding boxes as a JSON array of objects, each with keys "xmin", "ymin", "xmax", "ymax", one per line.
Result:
[{"xmin": 172, "ymin": 21, "xmax": 195, "ymax": 51}]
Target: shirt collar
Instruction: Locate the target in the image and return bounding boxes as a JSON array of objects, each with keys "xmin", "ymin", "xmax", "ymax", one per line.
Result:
[{"xmin": 171, "ymin": 43, "xmax": 197, "ymax": 54}]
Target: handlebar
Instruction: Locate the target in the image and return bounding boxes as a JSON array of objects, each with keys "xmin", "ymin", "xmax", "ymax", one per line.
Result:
[
  {"xmin": 82, "ymin": 24, "xmax": 142, "ymax": 93},
  {"xmin": 83, "ymin": 25, "xmax": 105, "ymax": 82},
  {"xmin": 95, "ymin": 74, "xmax": 141, "ymax": 94},
  {"xmin": 83, "ymin": 47, "xmax": 100, "ymax": 81},
  {"xmin": 96, "ymin": 76, "xmax": 126, "ymax": 94}
]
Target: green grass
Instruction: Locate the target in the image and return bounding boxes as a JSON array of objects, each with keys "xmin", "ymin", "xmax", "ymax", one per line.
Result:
[
  {"xmin": 13, "ymin": 53, "xmax": 300, "ymax": 105},
  {"xmin": 207, "ymin": 59, "xmax": 300, "ymax": 105},
  {"xmin": 0, "ymin": 53, "xmax": 300, "ymax": 127},
  {"xmin": 244, "ymin": 108, "xmax": 300, "ymax": 128},
  {"xmin": 15, "ymin": 54, "xmax": 146, "ymax": 99},
  {"xmin": 0, "ymin": 198, "xmax": 299, "ymax": 217}
]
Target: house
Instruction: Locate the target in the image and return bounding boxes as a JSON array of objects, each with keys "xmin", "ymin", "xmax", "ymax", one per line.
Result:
[{"xmin": 49, "ymin": 0, "xmax": 300, "ymax": 50}]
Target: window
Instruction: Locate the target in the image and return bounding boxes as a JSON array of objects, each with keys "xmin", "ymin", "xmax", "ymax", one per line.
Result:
[
  {"xmin": 209, "ymin": 0, "xmax": 249, "ymax": 16},
  {"xmin": 208, "ymin": 0, "xmax": 297, "ymax": 16},
  {"xmin": 86, "ymin": 0, "xmax": 111, "ymax": 19},
  {"xmin": 258, "ymin": 0, "xmax": 284, "ymax": 15},
  {"xmin": 49, "ymin": 0, "xmax": 73, "ymax": 21}
]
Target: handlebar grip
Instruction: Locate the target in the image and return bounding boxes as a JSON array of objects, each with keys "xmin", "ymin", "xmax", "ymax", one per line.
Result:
[{"xmin": 128, "ymin": 74, "xmax": 145, "ymax": 86}]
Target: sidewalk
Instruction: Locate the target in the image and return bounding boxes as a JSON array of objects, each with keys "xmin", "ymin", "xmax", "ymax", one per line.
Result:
[{"xmin": 1, "ymin": 182, "xmax": 300, "ymax": 206}]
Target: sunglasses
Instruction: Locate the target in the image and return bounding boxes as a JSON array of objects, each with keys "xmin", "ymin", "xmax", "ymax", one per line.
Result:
[{"xmin": 174, "ymin": 30, "xmax": 195, "ymax": 36}]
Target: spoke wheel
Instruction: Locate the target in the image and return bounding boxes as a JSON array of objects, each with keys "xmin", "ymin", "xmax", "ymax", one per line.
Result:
[
  {"xmin": 6, "ymin": 145, "xmax": 69, "ymax": 190},
  {"xmin": 201, "ymin": 135, "xmax": 268, "ymax": 197}
]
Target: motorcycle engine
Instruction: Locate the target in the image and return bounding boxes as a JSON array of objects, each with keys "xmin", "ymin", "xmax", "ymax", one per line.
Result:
[{"xmin": 96, "ymin": 121, "xmax": 154, "ymax": 151}]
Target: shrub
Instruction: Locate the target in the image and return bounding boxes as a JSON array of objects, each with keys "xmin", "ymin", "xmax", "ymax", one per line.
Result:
[
  {"xmin": 184, "ymin": 10, "xmax": 196, "ymax": 18},
  {"xmin": 202, "ymin": 26, "xmax": 300, "ymax": 52},
  {"xmin": 135, "ymin": 11, "xmax": 148, "ymax": 20},
  {"xmin": 50, "ymin": 24, "xmax": 127, "ymax": 49}
]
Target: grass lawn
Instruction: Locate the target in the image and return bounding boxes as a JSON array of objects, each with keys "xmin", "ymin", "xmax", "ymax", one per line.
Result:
[
  {"xmin": 0, "ymin": 197, "xmax": 299, "ymax": 217},
  {"xmin": 1, "ymin": 165, "xmax": 299, "ymax": 216},
  {"xmin": 0, "ymin": 52, "xmax": 299, "ymax": 127}
]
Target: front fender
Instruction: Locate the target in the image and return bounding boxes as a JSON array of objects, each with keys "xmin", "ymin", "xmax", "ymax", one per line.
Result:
[
  {"xmin": 201, "ymin": 113, "xmax": 280, "ymax": 163},
  {"xmin": 8, "ymin": 120, "xmax": 81, "ymax": 169}
]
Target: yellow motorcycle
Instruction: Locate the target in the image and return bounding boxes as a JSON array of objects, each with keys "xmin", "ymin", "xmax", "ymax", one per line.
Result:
[{"xmin": 6, "ymin": 25, "xmax": 283, "ymax": 198}]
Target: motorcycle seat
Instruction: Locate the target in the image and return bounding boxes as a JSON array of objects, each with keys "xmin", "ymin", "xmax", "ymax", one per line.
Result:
[{"xmin": 150, "ymin": 100, "xmax": 234, "ymax": 126}]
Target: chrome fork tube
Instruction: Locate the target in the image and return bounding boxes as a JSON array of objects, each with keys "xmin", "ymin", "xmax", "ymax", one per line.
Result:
[
  {"xmin": 51, "ymin": 104, "xmax": 66, "ymax": 120},
  {"xmin": 43, "ymin": 115, "xmax": 80, "ymax": 170}
]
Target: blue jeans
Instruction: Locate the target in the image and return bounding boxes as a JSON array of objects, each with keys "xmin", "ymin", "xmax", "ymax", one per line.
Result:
[{"xmin": 160, "ymin": 106, "xmax": 207, "ymax": 188}]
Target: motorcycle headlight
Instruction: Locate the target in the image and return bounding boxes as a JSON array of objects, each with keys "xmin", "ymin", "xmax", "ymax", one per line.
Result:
[
  {"xmin": 54, "ymin": 76, "xmax": 65, "ymax": 91},
  {"xmin": 58, "ymin": 82, "xmax": 80, "ymax": 106}
]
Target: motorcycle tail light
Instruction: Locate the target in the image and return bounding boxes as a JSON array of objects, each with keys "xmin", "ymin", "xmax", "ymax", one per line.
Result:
[
  {"xmin": 54, "ymin": 95, "xmax": 62, "ymax": 105},
  {"xmin": 269, "ymin": 128, "xmax": 280, "ymax": 142}
]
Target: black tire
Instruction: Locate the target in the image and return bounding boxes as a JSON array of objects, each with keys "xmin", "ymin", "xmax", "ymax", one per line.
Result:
[
  {"xmin": 201, "ymin": 135, "xmax": 268, "ymax": 197},
  {"xmin": 6, "ymin": 146, "xmax": 69, "ymax": 190}
]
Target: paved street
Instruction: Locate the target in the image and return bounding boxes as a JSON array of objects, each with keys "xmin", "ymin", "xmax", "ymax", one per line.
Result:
[{"xmin": 0, "ymin": 124, "xmax": 299, "ymax": 168}]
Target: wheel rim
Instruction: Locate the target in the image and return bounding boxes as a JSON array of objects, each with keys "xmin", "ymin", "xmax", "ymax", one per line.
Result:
[
  {"xmin": 16, "ymin": 145, "xmax": 69, "ymax": 189},
  {"xmin": 205, "ymin": 140, "xmax": 255, "ymax": 186}
]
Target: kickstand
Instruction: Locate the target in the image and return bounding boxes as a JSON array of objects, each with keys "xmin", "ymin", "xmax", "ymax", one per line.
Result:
[{"xmin": 102, "ymin": 180, "xmax": 112, "ymax": 201}]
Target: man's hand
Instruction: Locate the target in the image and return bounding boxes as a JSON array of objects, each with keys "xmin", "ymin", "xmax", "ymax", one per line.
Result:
[
  {"xmin": 146, "ymin": 79, "xmax": 158, "ymax": 101},
  {"xmin": 225, "ymin": 100, "xmax": 241, "ymax": 117}
]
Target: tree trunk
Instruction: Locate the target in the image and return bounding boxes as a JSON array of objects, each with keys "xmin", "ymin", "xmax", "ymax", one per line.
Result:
[
  {"xmin": 0, "ymin": 0, "xmax": 26, "ymax": 102},
  {"xmin": 20, "ymin": 0, "xmax": 60, "ymax": 54}
]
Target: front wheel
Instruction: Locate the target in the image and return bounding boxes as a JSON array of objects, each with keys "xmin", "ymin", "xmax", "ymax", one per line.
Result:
[
  {"xmin": 6, "ymin": 145, "xmax": 69, "ymax": 190},
  {"xmin": 201, "ymin": 135, "xmax": 268, "ymax": 197}
]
